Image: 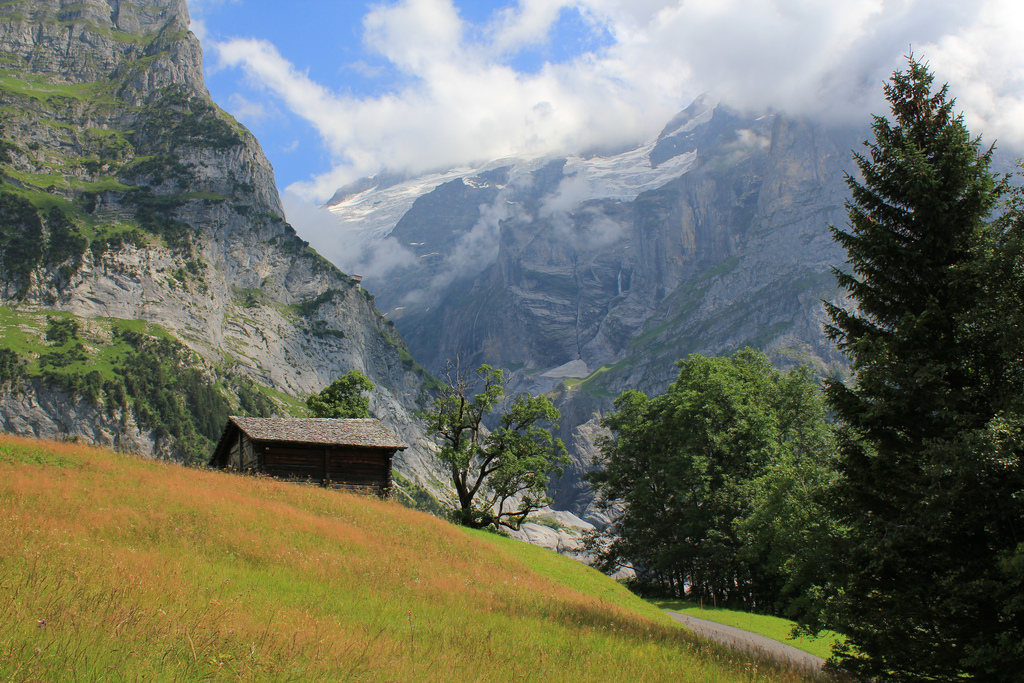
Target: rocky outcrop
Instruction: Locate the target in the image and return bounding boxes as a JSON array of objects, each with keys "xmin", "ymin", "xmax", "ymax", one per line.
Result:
[
  {"xmin": 0, "ymin": 379, "xmax": 167, "ymax": 456},
  {"xmin": 0, "ymin": 0, "xmax": 205, "ymax": 97}
]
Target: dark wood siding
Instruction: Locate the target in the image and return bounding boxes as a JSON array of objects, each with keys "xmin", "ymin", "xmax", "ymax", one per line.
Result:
[{"xmin": 260, "ymin": 441, "xmax": 392, "ymax": 492}]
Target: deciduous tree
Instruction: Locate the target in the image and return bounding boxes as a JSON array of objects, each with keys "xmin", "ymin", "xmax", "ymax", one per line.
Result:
[
  {"xmin": 306, "ymin": 369, "xmax": 373, "ymax": 419},
  {"xmin": 428, "ymin": 362, "xmax": 568, "ymax": 530},
  {"xmin": 588, "ymin": 349, "xmax": 838, "ymax": 612}
]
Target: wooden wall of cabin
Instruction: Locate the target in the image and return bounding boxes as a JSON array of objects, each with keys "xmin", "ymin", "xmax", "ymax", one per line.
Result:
[
  {"xmin": 258, "ymin": 442, "xmax": 393, "ymax": 491},
  {"xmin": 240, "ymin": 435, "xmax": 258, "ymax": 470},
  {"xmin": 227, "ymin": 437, "xmax": 240, "ymax": 470}
]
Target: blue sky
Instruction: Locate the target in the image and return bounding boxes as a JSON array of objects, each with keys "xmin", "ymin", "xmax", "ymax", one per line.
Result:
[{"xmin": 192, "ymin": 0, "xmax": 1024, "ymax": 205}]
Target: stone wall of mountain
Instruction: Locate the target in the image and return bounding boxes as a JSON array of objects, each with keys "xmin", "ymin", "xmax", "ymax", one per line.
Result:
[
  {"xmin": 549, "ymin": 115, "xmax": 862, "ymax": 515},
  {"xmin": 337, "ymin": 99, "xmax": 865, "ymax": 519},
  {"xmin": 0, "ymin": 0, "xmax": 437, "ymax": 481}
]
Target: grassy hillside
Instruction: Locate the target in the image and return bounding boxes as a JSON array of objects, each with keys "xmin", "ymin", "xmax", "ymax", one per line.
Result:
[{"xmin": 0, "ymin": 434, "xmax": 828, "ymax": 682}]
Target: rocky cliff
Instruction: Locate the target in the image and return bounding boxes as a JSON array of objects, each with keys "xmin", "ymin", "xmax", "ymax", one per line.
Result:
[
  {"xmin": 326, "ymin": 97, "xmax": 865, "ymax": 518},
  {"xmin": 0, "ymin": 0, "xmax": 437, "ymax": 482}
]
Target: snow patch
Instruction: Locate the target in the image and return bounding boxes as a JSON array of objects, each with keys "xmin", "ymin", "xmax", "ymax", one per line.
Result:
[{"xmin": 542, "ymin": 359, "xmax": 590, "ymax": 378}]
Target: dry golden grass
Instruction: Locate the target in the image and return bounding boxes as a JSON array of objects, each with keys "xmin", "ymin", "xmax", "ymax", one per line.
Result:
[{"xmin": 0, "ymin": 434, "xmax": 830, "ymax": 682}]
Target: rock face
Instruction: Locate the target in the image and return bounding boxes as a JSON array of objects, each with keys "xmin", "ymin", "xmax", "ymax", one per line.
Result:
[
  {"xmin": 0, "ymin": 0, "xmax": 436, "ymax": 480},
  {"xmin": 0, "ymin": 378, "xmax": 166, "ymax": 456},
  {"xmin": 326, "ymin": 97, "xmax": 865, "ymax": 519}
]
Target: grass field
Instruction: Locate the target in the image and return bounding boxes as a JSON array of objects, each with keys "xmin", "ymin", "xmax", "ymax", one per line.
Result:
[
  {"xmin": 653, "ymin": 601, "xmax": 844, "ymax": 661},
  {"xmin": 0, "ymin": 434, "xmax": 835, "ymax": 682}
]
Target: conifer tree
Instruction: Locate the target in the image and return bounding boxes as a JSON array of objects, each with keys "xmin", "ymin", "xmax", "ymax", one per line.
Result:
[{"xmin": 825, "ymin": 57, "xmax": 1024, "ymax": 680}]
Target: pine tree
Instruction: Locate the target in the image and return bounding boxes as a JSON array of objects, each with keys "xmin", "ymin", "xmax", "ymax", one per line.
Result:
[{"xmin": 824, "ymin": 57, "xmax": 1024, "ymax": 680}]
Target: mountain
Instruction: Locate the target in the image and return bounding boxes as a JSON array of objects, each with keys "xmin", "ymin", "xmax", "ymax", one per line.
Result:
[
  {"xmin": 0, "ymin": 0, "xmax": 437, "ymax": 482},
  {"xmin": 326, "ymin": 96, "xmax": 866, "ymax": 519}
]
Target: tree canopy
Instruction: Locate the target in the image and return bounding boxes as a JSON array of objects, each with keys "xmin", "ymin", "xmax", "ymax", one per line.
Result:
[
  {"xmin": 306, "ymin": 369, "xmax": 374, "ymax": 419},
  {"xmin": 823, "ymin": 56, "xmax": 1024, "ymax": 680},
  {"xmin": 587, "ymin": 349, "xmax": 838, "ymax": 613},
  {"xmin": 428, "ymin": 362, "xmax": 569, "ymax": 530}
]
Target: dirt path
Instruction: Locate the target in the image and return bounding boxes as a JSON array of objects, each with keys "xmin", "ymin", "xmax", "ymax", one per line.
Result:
[{"xmin": 667, "ymin": 611, "xmax": 827, "ymax": 673}]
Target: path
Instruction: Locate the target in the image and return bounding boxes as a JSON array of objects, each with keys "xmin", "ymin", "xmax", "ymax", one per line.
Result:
[{"xmin": 667, "ymin": 611, "xmax": 827, "ymax": 673}]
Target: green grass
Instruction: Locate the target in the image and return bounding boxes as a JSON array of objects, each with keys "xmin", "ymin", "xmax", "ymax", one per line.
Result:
[
  {"xmin": 652, "ymin": 600, "xmax": 844, "ymax": 661},
  {"xmin": 0, "ymin": 307, "xmax": 172, "ymax": 380},
  {"xmin": 0, "ymin": 306, "xmax": 47, "ymax": 359},
  {"xmin": 240, "ymin": 379, "xmax": 308, "ymax": 417},
  {"xmin": 71, "ymin": 176, "xmax": 132, "ymax": 193},
  {"xmin": 0, "ymin": 68, "xmax": 119, "ymax": 107},
  {"xmin": 0, "ymin": 180, "xmax": 80, "ymax": 214},
  {"xmin": 0, "ymin": 435, "xmax": 826, "ymax": 683}
]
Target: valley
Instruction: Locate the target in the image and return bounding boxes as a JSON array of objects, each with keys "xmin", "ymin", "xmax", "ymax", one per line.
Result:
[
  {"xmin": 2, "ymin": 2, "xmax": 1021, "ymax": 679},
  {"xmin": 323, "ymin": 97, "xmax": 864, "ymax": 516}
]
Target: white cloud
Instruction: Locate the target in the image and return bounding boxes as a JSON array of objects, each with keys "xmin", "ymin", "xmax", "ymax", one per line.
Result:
[
  {"xmin": 486, "ymin": 0, "xmax": 577, "ymax": 55},
  {"xmin": 922, "ymin": 0, "xmax": 1024, "ymax": 150},
  {"xmin": 226, "ymin": 93, "xmax": 276, "ymax": 126},
  {"xmin": 363, "ymin": 0, "xmax": 464, "ymax": 72},
  {"xmin": 282, "ymin": 192, "xmax": 417, "ymax": 280},
  {"xmin": 541, "ymin": 173, "xmax": 592, "ymax": 217},
  {"xmin": 211, "ymin": 0, "xmax": 1024, "ymax": 203},
  {"xmin": 190, "ymin": 16, "xmax": 208, "ymax": 42},
  {"xmin": 187, "ymin": 0, "xmax": 239, "ymax": 42}
]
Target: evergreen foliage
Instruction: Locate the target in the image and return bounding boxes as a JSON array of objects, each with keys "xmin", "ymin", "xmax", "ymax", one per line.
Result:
[
  {"xmin": 0, "ymin": 347, "xmax": 24, "ymax": 384},
  {"xmin": 823, "ymin": 57, "xmax": 1024, "ymax": 680},
  {"xmin": 427, "ymin": 362, "xmax": 569, "ymax": 530},
  {"xmin": 44, "ymin": 206, "xmax": 87, "ymax": 268},
  {"xmin": 234, "ymin": 374, "xmax": 276, "ymax": 418},
  {"xmin": 111, "ymin": 330, "xmax": 231, "ymax": 464},
  {"xmin": 44, "ymin": 316, "xmax": 79, "ymax": 344},
  {"xmin": 587, "ymin": 349, "xmax": 837, "ymax": 614},
  {"xmin": 0, "ymin": 191, "xmax": 44, "ymax": 294},
  {"xmin": 131, "ymin": 86, "xmax": 242, "ymax": 156},
  {"xmin": 305, "ymin": 369, "xmax": 374, "ymax": 419}
]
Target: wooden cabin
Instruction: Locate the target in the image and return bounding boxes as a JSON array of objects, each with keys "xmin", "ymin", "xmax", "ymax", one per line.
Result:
[{"xmin": 209, "ymin": 417, "xmax": 407, "ymax": 496}]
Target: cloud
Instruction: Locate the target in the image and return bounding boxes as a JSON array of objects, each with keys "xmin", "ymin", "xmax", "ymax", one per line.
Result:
[
  {"xmin": 226, "ymin": 93, "xmax": 277, "ymax": 126},
  {"xmin": 281, "ymin": 192, "xmax": 417, "ymax": 280},
  {"xmin": 541, "ymin": 173, "xmax": 592, "ymax": 217},
  {"xmin": 211, "ymin": 1, "xmax": 1024, "ymax": 203},
  {"xmin": 362, "ymin": 0, "xmax": 464, "ymax": 73},
  {"xmin": 922, "ymin": 0, "xmax": 1024, "ymax": 149},
  {"xmin": 345, "ymin": 60, "xmax": 388, "ymax": 79},
  {"xmin": 405, "ymin": 185, "xmax": 528, "ymax": 305},
  {"xmin": 187, "ymin": 0, "xmax": 239, "ymax": 42},
  {"xmin": 486, "ymin": 0, "xmax": 577, "ymax": 55},
  {"xmin": 540, "ymin": 174, "xmax": 628, "ymax": 249}
]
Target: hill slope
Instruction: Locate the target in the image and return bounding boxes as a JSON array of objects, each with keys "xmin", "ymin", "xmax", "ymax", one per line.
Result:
[
  {"xmin": 0, "ymin": 434, "xmax": 825, "ymax": 682},
  {"xmin": 0, "ymin": 0, "xmax": 435, "ymax": 476}
]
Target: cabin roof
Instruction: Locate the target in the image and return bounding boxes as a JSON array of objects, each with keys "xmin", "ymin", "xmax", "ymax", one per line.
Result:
[{"xmin": 226, "ymin": 416, "xmax": 408, "ymax": 450}]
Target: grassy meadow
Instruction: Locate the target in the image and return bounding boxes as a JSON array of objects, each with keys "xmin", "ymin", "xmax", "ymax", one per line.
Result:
[{"xmin": 0, "ymin": 434, "xmax": 833, "ymax": 682}]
